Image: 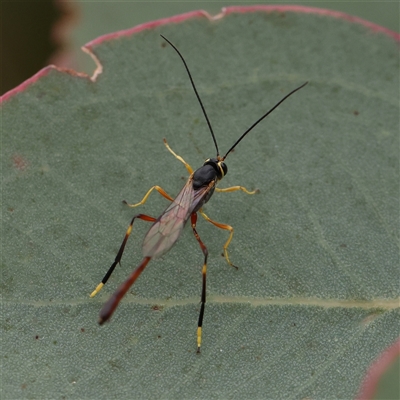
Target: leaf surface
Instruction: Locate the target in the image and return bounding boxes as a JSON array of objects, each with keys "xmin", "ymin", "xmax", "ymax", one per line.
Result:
[{"xmin": 2, "ymin": 8, "xmax": 399, "ymax": 399}]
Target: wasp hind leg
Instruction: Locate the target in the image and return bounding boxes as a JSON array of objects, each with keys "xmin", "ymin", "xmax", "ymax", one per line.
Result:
[
  {"xmin": 98, "ymin": 256, "xmax": 152, "ymax": 324},
  {"xmin": 191, "ymin": 212, "xmax": 208, "ymax": 353},
  {"xmin": 90, "ymin": 213, "xmax": 156, "ymax": 297}
]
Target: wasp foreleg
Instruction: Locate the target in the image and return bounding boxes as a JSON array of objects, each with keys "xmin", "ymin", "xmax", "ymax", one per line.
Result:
[
  {"xmin": 123, "ymin": 186, "xmax": 174, "ymax": 208},
  {"xmin": 163, "ymin": 138, "xmax": 194, "ymax": 175},
  {"xmin": 215, "ymin": 185, "xmax": 259, "ymax": 195}
]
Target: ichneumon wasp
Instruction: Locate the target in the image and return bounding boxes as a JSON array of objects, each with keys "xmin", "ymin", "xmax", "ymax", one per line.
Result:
[{"xmin": 90, "ymin": 35, "xmax": 308, "ymax": 353}]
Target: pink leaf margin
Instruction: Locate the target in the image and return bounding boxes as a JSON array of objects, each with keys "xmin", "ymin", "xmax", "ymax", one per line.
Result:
[
  {"xmin": 356, "ymin": 338, "xmax": 400, "ymax": 400},
  {"xmin": 1, "ymin": 5, "xmax": 399, "ymax": 103}
]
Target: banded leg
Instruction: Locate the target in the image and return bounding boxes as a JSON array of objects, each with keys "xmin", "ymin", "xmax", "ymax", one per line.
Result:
[
  {"xmin": 216, "ymin": 185, "xmax": 259, "ymax": 195},
  {"xmin": 90, "ymin": 214, "xmax": 156, "ymax": 297},
  {"xmin": 123, "ymin": 186, "xmax": 174, "ymax": 208},
  {"xmin": 199, "ymin": 210, "xmax": 237, "ymax": 269},
  {"xmin": 191, "ymin": 212, "xmax": 208, "ymax": 353},
  {"xmin": 163, "ymin": 138, "xmax": 194, "ymax": 174},
  {"xmin": 99, "ymin": 256, "xmax": 151, "ymax": 324}
]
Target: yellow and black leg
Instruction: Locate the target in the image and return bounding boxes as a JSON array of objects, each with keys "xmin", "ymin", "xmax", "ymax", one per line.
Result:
[
  {"xmin": 199, "ymin": 210, "xmax": 238, "ymax": 269},
  {"xmin": 90, "ymin": 213, "xmax": 156, "ymax": 298},
  {"xmin": 191, "ymin": 212, "xmax": 208, "ymax": 353}
]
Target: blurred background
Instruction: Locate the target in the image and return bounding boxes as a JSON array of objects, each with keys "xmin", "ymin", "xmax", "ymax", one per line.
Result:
[{"xmin": 1, "ymin": 1, "xmax": 399, "ymax": 95}]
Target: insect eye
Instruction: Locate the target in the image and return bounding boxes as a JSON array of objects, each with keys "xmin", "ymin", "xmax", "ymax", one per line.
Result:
[
  {"xmin": 219, "ymin": 162, "xmax": 228, "ymax": 176},
  {"xmin": 218, "ymin": 162, "xmax": 228, "ymax": 178}
]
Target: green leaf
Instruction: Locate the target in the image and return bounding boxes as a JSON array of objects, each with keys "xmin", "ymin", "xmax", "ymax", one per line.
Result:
[
  {"xmin": 2, "ymin": 9, "xmax": 399, "ymax": 399},
  {"xmin": 372, "ymin": 355, "xmax": 400, "ymax": 399},
  {"xmin": 357, "ymin": 339, "xmax": 400, "ymax": 400},
  {"xmin": 66, "ymin": 2, "xmax": 400, "ymax": 75}
]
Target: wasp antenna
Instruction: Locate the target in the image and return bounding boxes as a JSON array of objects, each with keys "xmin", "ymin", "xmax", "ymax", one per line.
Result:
[
  {"xmin": 161, "ymin": 35, "xmax": 220, "ymax": 157},
  {"xmin": 222, "ymin": 81, "xmax": 308, "ymax": 160}
]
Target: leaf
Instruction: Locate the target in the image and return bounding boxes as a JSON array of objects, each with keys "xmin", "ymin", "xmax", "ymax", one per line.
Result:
[
  {"xmin": 357, "ymin": 339, "xmax": 400, "ymax": 400},
  {"xmin": 63, "ymin": 2, "xmax": 400, "ymax": 75},
  {"xmin": 2, "ymin": 7, "xmax": 399, "ymax": 399}
]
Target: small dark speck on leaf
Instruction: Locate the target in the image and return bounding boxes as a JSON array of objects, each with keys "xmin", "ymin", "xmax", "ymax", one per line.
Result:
[
  {"xmin": 35, "ymin": 335, "xmax": 39, "ymax": 339},
  {"xmin": 8, "ymin": 207, "xmax": 14, "ymax": 212},
  {"xmin": 21, "ymin": 384, "xmax": 27, "ymax": 389},
  {"xmin": 340, "ymin": 243, "xmax": 347, "ymax": 248},
  {"xmin": 161, "ymin": 41, "xmax": 166, "ymax": 48},
  {"xmin": 151, "ymin": 305, "xmax": 163, "ymax": 311},
  {"xmin": 80, "ymin": 328, "xmax": 85, "ymax": 332},
  {"xmin": 353, "ymin": 110, "xmax": 359, "ymax": 116}
]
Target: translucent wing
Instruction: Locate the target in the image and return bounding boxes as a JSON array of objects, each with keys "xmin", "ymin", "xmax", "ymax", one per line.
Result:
[{"xmin": 142, "ymin": 177, "xmax": 215, "ymax": 259}]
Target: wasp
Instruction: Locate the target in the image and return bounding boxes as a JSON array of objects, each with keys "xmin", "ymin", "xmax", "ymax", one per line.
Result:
[{"xmin": 91, "ymin": 35, "xmax": 307, "ymax": 352}]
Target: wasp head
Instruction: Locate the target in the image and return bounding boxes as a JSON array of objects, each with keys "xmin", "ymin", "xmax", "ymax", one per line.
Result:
[{"xmin": 204, "ymin": 158, "xmax": 227, "ymax": 180}]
